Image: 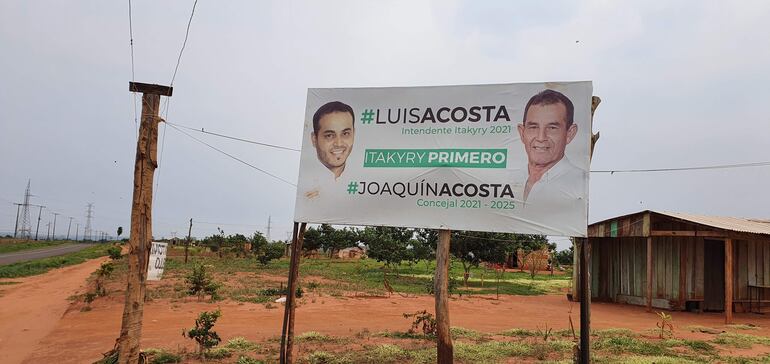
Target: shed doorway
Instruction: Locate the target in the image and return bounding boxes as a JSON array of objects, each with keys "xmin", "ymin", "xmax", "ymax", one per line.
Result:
[{"xmin": 703, "ymin": 239, "xmax": 725, "ymax": 311}]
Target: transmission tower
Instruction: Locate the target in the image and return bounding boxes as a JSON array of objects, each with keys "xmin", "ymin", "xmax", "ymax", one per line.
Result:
[
  {"xmin": 18, "ymin": 180, "xmax": 33, "ymax": 238},
  {"xmin": 84, "ymin": 203, "xmax": 94, "ymax": 241},
  {"xmin": 266, "ymin": 215, "xmax": 272, "ymax": 241}
]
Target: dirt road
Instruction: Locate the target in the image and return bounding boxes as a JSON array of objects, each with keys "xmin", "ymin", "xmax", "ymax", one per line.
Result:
[
  {"xmin": 23, "ymin": 290, "xmax": 770, "ymax": 363},
  {"xmin": 0, "ymin": 243, "xmax": 93, "ymax": 265},
  {"xmin": 0, "ymin": 256, "xmax": 108, "ymax": 364}
]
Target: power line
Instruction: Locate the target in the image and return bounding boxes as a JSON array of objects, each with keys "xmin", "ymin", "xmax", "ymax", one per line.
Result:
[
  {"xmin": 128, "ymin": 0, "xmax": 138, "ymax": 140},
  {"xmin": 156, "ymin": 0, "xmax": 200, "ymax": 204},
  {"xmin": 170, "ymin": 0, "xmax": 198, "ymax": 87},
  {"xmin": 166, "ymin": 122, "xmax": 297, "ymax": 186},
  {"xmin": 591, "ymin": 161, "xmax": 770, "ymax": 174},
  {"xmin": 166, "ymin": 121, "xmax": 300, "ymax": 152}
]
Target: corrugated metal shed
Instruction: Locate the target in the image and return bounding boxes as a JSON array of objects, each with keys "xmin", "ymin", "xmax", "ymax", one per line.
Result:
[{"xmin": 655, "ymin": 211, "xmax": 770, "ymax": 236}]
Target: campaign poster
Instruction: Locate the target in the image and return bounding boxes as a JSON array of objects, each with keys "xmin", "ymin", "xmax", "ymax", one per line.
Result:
[{"xmin": 294, "ymin": 81, "xmax": 591, "ymax": 237}]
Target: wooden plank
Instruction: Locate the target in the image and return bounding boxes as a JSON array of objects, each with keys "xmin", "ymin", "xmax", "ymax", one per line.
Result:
[
  {"xmin": 657, "ymin": 238, "xmax": 665, "ymax": 298},
  {"xmin": 725, "ymin": 238, "xmax": 734, "ymax": 324},
  {"xmin": 643, "ymin": 212, "xmax": 651, "ymax": 237},
  {"xmin": 647, "ymin": 237, "xmax": 653, "ymax": 311},
  {"xmin": 695, "ymin": 238, "xmax": 705, "ymax": 299},
  {"xmin": 129, "ymin": 82, "xmax": 173, "ymax": 96},
  {"xmin": 618, "ymin": 294, "xmax": 673, "ymax": 310},
  {"xmin": 738, "ymin": 241, "xmax": 748, "ymax": 300},
  {"xmin": 666, "ymin": 238, "xmax": 679, "ymax": 301},
  {"xmin": 762, "ymin": 241, "xmax": 770, "ymax": 284},
  {"xmin": 686, "ymin": 238, "xmax": 694, "ymax": 300},
  {"xmin": 636, "ymin": 239, "xmax": 642, "ymax": 295},
  {"xmin": 679, "ymin": 240, "xmax": 687, "ymax": 308},
  {"xmin": 650, "ymin": 230, "xmax": 726, "ymax": 237},
  {"xmin": 749, "ymin": 241, "xmax": 757, "ymax": 286}
]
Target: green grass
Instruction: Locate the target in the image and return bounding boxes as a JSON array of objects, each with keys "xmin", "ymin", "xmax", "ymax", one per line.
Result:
[
  {"xmin": 0, "ymin": 243, "xmax": 114, "ymax": 278},
  {"xmin": 0, "ymin": 240, "xmax": 69, "ymax": 254},
  {"xmin": 713, "ymin": 332, "xmax": 770, "ymax": 349},
  {"xmin": 161, "ymin": 249, "xmax": 570, "ymax": 300}
]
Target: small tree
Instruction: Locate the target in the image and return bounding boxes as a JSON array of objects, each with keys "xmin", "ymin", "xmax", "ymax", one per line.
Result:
[
  {"xmin": 185, "ymin": 264, "xmax": 219, "ymax": 301},
  {"xmin": 184, "ymin": 310, "xmax": 222, "ymax": 355},
  {"xmin": 259, "ymin": 242, "xmax": 285, "ymax": 265}
]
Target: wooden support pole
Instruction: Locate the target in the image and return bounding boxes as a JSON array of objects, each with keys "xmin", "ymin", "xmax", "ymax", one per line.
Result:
[
  {"xmin": 116, "ymin": 82, "xmax": 171, "ymax": 364},
  {"xmin": 280, "ymin": 222, "xmax": 307, "ymax": 364},
  {"xmin": 573, "ymin": 240, "xmax": 581, "ymax": 301},
  {"xmin": 725, "ymin": 238, "xmax": 733, "ymax": 324},
  {"xmin": 647, "ymin": 237, "xmax": 653, "ymax": 312},
  {"xmin": 435, "ymin": 229, "xmax": 453, "ymax": 363},
  {"xmin": 185, "ymin": 218, "xmax": 192, "ymax": 264},
  {"xmin": 578, "ymin": 237, "xmax": 591, "ymax": 364}
]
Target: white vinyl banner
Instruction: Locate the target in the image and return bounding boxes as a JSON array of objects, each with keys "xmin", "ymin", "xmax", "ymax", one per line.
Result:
[
  {"xmin": 294, "ymin": 81, "xmax": 591, "ymax": 237},
  {"xmin": 147, "ymin": 242, "xmax": 167, "ymax": 281}
]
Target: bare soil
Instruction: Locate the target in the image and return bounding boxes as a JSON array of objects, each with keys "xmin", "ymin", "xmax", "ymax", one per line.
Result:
[{"xmin": 3, "ymin": 258, "xmax": 770, "ymax": 363}]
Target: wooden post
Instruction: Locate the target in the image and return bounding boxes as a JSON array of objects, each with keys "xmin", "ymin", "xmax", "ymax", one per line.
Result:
[
  {"xmin": 573, "ymin": 240, "xmax": 581, "ymax": 301},
  {"xmin": 725, "ymin": 238, "xmax": 733, "ymax": 324},
  {"xmin": 116, "ymin": 82, "xmax": 172, "ymax": 364},
  {"xmin": 647, "ymin": 237, "xmax": 653, "ymax": 312},
  {"xmin": 435, "ymin": 229, "xmax": 453, "ymax": 363},
  {"xmin": 578, "ymin": 237, "xmax": 591, "ymax": 364},
  {"xmin": 280, "ymin": 222, "xmax": 307, "ymax": 364},
  {"xmin": 577, "ymin": 95, "xmax": 601, "ymax": 364}
]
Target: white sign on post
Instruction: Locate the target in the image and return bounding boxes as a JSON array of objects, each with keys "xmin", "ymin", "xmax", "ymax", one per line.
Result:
[
  {"xmin": 147, "ymin": 242, "xmax": 168, "ymax": 281},
  {"xmin": 294, "ymin": 81, "xmax": 592, "ymax": 237}
]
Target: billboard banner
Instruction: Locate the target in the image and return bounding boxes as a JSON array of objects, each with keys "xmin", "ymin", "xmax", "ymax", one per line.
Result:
[{"xmin": 293, "ymin": 81, "xmax": 591, "ymax": 237}]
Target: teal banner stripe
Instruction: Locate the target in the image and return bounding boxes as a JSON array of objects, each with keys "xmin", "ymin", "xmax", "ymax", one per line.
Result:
[{"xmin": 363, "ymin": 148, "xmax": 507, "ymax": 168}]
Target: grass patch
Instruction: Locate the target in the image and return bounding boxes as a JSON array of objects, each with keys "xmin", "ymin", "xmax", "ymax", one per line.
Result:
[
  {"xmin": 0, "ymin": 243, "xmax": 114, "ymax": 278},
  {"xmin": 500, "ymin": 328, "xmax": 537, "ymax": 337},
  {"xmin": 0, "ymin": 240, "xmax": 68, "ymax": 254},
  {"xmin": 0, "ymin": 281, "xmax": 21, "ymax": 285},
  {"xmin": 450, "ymin": 327, "xmax": 486, "ymax": 341},
  {"xmin": 235, "ymin": 356, "xmax": 264, "ymax": 364},
  {"xmin": 161, "ymin": 251, "xmax": 569, "ymax": 298},
  {"xmin": 225, "ymin": 337, "xmax": 260, "ymax": 351},
  {"xmin": 202, "ymin": 347, "xmax": 232, "ymax": 359},
  {"xmin": 374, "ymin": 330, "xmax": 433, "ymax": 340},
  {"xmin": 296, "ymin": 331, "xmax": 346, "ymax": 343},
  {"xmin": 713, "ymin": 332, "xmax": 770, "ymax": 349},
  {"xmin": 143, "ymin": 348, "xmax": 182, "ymax": 364},
  {"xmin": 728, "ymin": 324, "xmax": 760, "ymax": 331},
  {"xmin": 594, "ymin": 335, "xmax": 669, "ymax": 356},
  {"xmin": 303, "ymin": 351, "xmax": 349, "ymax": 364}
]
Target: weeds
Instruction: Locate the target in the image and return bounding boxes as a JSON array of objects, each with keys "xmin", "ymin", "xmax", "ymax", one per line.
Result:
[
  {"xmin": 656, "ymin": 312, "xmax": 674, "ymax": 338},
  {"xmin": 404, "ymin": 310, "xmax": 437, "ymax": 336}
]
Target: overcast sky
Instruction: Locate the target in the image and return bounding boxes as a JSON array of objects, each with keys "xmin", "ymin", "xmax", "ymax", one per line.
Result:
[{"xmin": 1, "ymin": 1, "xmax": 769, "ymax": 249}]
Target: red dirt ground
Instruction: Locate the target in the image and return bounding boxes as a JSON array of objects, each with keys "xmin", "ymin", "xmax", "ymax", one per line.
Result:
[{"xmin": 3, "ymin": 258, "xmax": 770, "ymax": 363}]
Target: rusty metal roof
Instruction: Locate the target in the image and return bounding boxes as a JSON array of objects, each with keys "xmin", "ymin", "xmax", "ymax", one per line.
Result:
[{"xmin": 656, "ymin": 210, "xmax": 770, "ymax": 236}]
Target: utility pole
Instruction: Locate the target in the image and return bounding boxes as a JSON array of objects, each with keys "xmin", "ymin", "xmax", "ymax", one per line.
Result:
[
  {"xmin": 52, "ymin": 212, "xmax": 60, "ymax": 240},
  {"xmin": 13, "ymin": 203, "xmax": 21, "ymax": 238},
  {"xmin": 46, "ymin": 221, "xmax": 51, "ymax": 240},
  {"xmin": 116, "ymin": 81, "xmax": 172, "ymax": 364},
  {"xmin": 67, "ymin": 217, "xmax": 73, "ymax": 240},
  {"xmin": 35, "ymin": 205, "xmax": 44, "ymax": 240},
  {"xmin": 185, "ymin": 218, "xmax": 192, "ymax": 264},
  {"xmin": 75, "ymin": 223, "xmax": 79, "ymax": 241}
]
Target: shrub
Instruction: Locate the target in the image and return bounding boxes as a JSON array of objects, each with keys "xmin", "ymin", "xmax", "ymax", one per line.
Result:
[
  {"xmin": 225, "ymin": 337, "xmax": 260, "ymax": 351},
  {"xmin": 95, "ymin": 261, "xmax": 114, "ymax": 296},
  {"xmin": 236, "ymin": 356, "xmax": 263, "ymax": 364},
  {"xmin": 183, "ymin": 310, "xmax": 222, "ymax": 355},
  {"xmin": 403, "ymin": 310, "xmax": 436, "ymax": 336},
  {"xmin": 107, "ymin": 245, "xmax": 122, "ymax": 260}
]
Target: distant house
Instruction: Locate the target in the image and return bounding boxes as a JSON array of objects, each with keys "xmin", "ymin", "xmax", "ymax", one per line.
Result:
[
  {"xmin": 573, "ymin": 210, "xmax": 770, "ymax": 323},
  {"xmin": 337, "ymin": 246, "xmax": 366, "ymax": 259}
]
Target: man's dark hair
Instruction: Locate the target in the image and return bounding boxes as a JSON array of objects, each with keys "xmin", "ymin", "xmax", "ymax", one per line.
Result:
[
  {"xmin": 313, "ymin": 101, "xmax": 355, "ymax": 134},
  {"xmin": 522, "ymin": 89, "xmax": 575, "ymax": 126}
]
